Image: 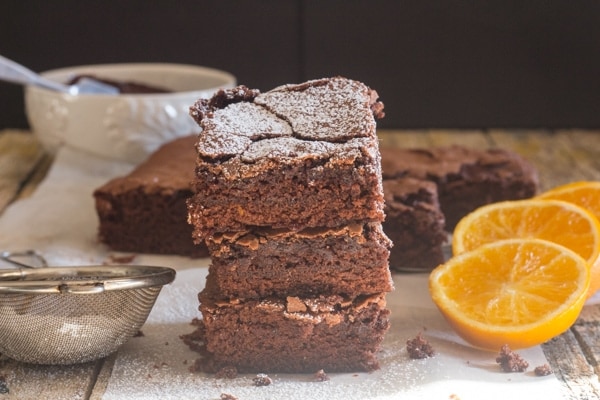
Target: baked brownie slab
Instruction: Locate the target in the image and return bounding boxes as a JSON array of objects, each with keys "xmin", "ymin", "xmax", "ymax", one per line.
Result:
[
  {"xmin": 191, "ymin": 278, "xmax": 390, "ymax": 373},
  {"xmin": 94, "ymin": 135, "xmax": 208, "ymax": 257},
  {"xmin": 206, "ymin": 222, "xmax": 393, "ymax": 299},
  {"xmin": 380, "ymin": 146, "xmax": 539, "ymax": 230},
  {"xmin": 383, "ymin": 178, "xmax": 447, "ymax": 271},
  {"xmin": 187, "ymin": 77, "xmax": 385, "ymax": 240}
]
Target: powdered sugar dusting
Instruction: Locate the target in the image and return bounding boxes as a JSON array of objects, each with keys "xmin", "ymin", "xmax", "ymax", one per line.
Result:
[
  {"xmin": 255, "ymin": 77, "xmax": 376, "ymax": 141},
  {"xmin": 241, "ymin": 137, "xmax": 373, "ymax": 163},
  {"xmin": 197, "ymin": 102, "xmax": 292, "ymax": 158},
  {"xmin": 196, "ymin": 77, "xmax": 380, "ymax": 161}
]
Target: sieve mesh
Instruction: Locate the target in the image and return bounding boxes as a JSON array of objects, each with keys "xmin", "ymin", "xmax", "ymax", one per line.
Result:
[
  {"xmin": 0, "ymin": 286, "xmax": 162, "ymax": 365},
  {"xmin": 0, "ymin": 286, "xmax": 161, "ymax": 364},
  {"xmin": 0, "ymin": 260, "xmax": 175, "ymax": 365}
]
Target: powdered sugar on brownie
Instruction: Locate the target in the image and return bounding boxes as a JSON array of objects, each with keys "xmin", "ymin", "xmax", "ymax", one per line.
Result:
[
  {"xmin": 240, "ymin": 137, "xmax": 373, "ymax": 163},
  {"xmin": 193, "ymin": 77, "xmax": 384, "ymax": 161},
  {"xmin": 254, "ymin": 77, "xmax": 378, "ymax": 141},
  {"xmin": 197, "ymin": 102, "xmax": 293, "ymax": 159}
]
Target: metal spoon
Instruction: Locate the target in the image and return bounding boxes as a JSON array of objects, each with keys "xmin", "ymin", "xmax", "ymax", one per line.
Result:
[{"xmin": 0, "ymin": 54, "xmax": 119, "ymax": 95}]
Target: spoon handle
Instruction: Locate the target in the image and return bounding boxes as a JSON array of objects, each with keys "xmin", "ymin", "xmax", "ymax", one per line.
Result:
[{"xmin": 0, "ymin": 54, "xmax": 68, "ymax": 92}]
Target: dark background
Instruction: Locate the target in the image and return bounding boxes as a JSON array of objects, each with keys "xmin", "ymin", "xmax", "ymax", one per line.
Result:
[{"xmin": 1, "ymin": 1, "xmax": 599, "ymax": 130}]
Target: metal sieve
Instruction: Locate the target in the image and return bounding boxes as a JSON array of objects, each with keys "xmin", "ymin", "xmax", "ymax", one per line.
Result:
[{"xmin": 0, "ymin": 251, "xmax": 175, "ymax": 365}]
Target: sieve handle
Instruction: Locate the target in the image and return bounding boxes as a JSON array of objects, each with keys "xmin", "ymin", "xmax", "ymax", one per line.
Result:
[{"xmin": 0, "ymin": 250, "xmax": 48, "ymax": 269}]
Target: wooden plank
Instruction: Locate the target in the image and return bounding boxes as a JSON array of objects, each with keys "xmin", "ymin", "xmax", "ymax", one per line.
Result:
[
  {"xmin": 487, "ymin": 129, "xmax": 592, "ymax": 191},
  {"xmin": 89, "ymin": 354, "xmax": 118, "ymax": 400},
  {"xmin": 555, "ymin": 130, "xmax": 600, "ymax": 181},
  {"xmin": 425, "ymin": 129, "xmax": 492, "ymax": 149},
  {"xmin": 377, "ymin": 129, "xmax": 431, "ymax": 148},
  {"xmin": 0, "ymin": 130, "xmax": 44, "ymax": 214},
  {"xmin": 0, "ymin": 357, "xmax": 99, "ymax": 400},
  {"xmin": 542, "ymin": 329, "xmax": 600, "ymax": 400}
]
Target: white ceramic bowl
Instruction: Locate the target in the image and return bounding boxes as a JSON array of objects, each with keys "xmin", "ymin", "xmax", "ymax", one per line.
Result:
[{"xmin": 25, "ymin": 63, "xmax": 236, "ymax": 163}]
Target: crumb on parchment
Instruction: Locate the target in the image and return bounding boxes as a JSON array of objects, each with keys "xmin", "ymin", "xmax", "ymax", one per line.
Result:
[
  {"xmin": 496, "ymin": 344, "xmax": 529, "ymax": 372},
  {"xmin": 253, "ymin": 373, "xmax": 272, "ymax": 387},
  {"xmin": 406, "ymin": 332, "xmax": 435, "ymax": 359},
  {"xmin": 534, "ymin": 364, "xmax": 553, "ymax": 376}
]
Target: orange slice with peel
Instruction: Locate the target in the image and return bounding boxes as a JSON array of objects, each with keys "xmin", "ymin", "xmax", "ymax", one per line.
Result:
[
  {"xmin": 452, "ymin": 198, "xmax": 600, "ymax": 298},
  {"xmin": 429, "ymin": 238, "xmax": 590, "ymax": 350},
  {"xmin": 537, "ymin": 181, "xmax": 600, "ymax": 218},
  {"xmin": 537, "ymin": 181, "xmax": 600, "ymax": 296}
]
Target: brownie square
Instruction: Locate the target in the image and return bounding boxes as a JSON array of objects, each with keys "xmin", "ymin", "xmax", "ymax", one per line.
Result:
[
  {"xmin": 94, "ymin": 135, "xmax": 208, "ymax": 257},
  {"xmin": 383, "ymin": 178, "xmax": 447, "ymax": 271},
  {"xmin": 206, "ymin": 222, "xmax": 393, "ymax": 299},
  {"xmin": 187, "ymin": 78, "xmax": 386, "ymax": 241},
  {"xmin": 380, "ymin": 146, "xmax": 539, "ymax": 230},
  {"xmin": 189, "ymin": 277, "xmax": 391, "ymax": 373}
]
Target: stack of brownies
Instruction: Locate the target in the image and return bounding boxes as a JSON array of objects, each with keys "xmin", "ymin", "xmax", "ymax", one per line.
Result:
[{"xmin": 185, "ymin": 77, "xmax": 394, "ymax": 372}]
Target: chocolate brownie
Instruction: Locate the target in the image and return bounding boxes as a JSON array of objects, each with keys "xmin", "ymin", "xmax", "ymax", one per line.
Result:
[
  {"xmin": 187, "ymin": 77, "xmax": 386, "ymax": 241},
  {"xmin": 206, "ymin": 222, "xmax": 393, "ymax": 299},
  {"xmin": 94, "ymin": 135, "xmax": 208, "ymax": 257},
  {"xmin": 383, "ymin": 178, "xmax": 447, "ymax": 271},
  {"xmin": 191, "ymin": 276, "xmax": 391, "ymax": 373},
  {"xmin": 380, "ymin": 146, "xmax": 539, "ymax": 230},
  {"xmin": 184, "ymin": 77, "xmax": 392, "ymax": 374}
]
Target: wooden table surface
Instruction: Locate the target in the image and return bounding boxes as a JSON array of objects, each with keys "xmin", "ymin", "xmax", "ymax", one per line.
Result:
[{"xmin": 0, "ymin": 128, "xmax": 599, "ymax": 399}]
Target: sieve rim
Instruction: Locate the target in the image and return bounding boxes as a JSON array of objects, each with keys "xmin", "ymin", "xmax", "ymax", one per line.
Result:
[{"xmin": 0, "ymin": 265, "xmax": 175, "ymax": 294}]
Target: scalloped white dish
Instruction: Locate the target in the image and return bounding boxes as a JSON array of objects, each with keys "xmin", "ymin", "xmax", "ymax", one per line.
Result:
[{"xmin": 25, "ymin": 63, "xmax": 235, "ymax": 163}]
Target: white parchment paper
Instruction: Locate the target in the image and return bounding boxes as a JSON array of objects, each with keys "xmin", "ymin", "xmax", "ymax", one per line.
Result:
[{"xmin": 0, "ymin": 147, "xmax": 566, "ymax": 400}]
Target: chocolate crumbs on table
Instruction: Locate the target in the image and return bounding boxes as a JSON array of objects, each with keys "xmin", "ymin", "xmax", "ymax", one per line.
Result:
[
  {"xmin": 253, "ymin": 373, "xmax": 272, "ymax": 386},
  {"xmin": 534, "ymin": 364, "xmax": 553, "ymax": 376},
  {"xmin": 215, "ymin": 366, "xmax": 238, "ymax": 379},
  {"xmin": 105, "ymin": 253, "xmax": 136, "ymax": 264},
  {"xmin": 496, "ymin": 344, "xmax": 529, "ymax": 372},
  {"xmin": 314, "ymin": 369, "xmax": 330, "ymax": 382},
  {"xmin": 406, "ymin": 333, "xmax": 435, "ymax": 359}
]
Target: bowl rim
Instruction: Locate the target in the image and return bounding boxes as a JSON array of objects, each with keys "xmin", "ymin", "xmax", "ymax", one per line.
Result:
[{"xmin": 27, "ymin": 62, "xmax": 236, "ymax": 98}]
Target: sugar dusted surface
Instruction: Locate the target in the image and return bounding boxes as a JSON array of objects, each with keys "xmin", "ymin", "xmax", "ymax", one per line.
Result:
[
  {"xmin": 240, "ymin": 136, "xmax": 372, "ymax": 163},
  {"xmin": 103, "ymin": 272, "xmax": 563, "ymax": 400},
  {"xmin": 254, "ymin": 78, "xmax": 376, "ymax": 141},
  {"xmin": 197, "ymin": 102, "xmax": 292, "ymax": 158},
  {"xmin": 196, "ymin": 77, "xmax": 380, "ymax": 161}
]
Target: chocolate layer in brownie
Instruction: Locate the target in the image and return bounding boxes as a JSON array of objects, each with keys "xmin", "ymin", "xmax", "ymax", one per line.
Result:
[
  {"xmin": 190, "ymin": 278, "xmax": 391, "ymax": 373},
  {"xmin": 380, "ymin": 146, "xmax": 539, "ymax": 229},
  {"xmin": 187, "ymin": 77, "xmax": 386, "ymax": 240},
  {"xmin": 383, "ymin": 178, "xmax": 447, "ymax": 271},
  {"xmin": 94, "ymin": 135, "xmax": 208, "ymax": 257},
  {"xmin": 206, "ymin": 222, "xmax": 393, "ymax": 299}
]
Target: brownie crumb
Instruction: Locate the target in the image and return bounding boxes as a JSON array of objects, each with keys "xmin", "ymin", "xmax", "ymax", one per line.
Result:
[
  {"xmin": 534, "ymin": 364, "xmax": 553, "ymax": 376},
  {"xmin": 220, "ymin": 394, "xmax": 238, "ymax": 400},
  {"xmin": 105, "ymin": 253, "xmax": 136, "ymax": 264},
  {"xmin": 314, "ymin": 369, "xmax": 330, "ymax": 382},
  {"xmin": 253, "ymin": 373, "xmax": 272, "ymax": 386},
  {"xmin": 496, "ymin": 344, "xmax": 529, "ymax": 372},
  {"xmin": 133, "ymin": 330, "xmax": 145, "ymax": 337},
  {"xmin": 0, "ymin": 375, "xmax": 8, "ymax": 394},
  {"xmin": 215, "ymin": 366, "xmax": 238, "ymax": 379},
  {"xmin": 188, "ymin": 358, "xmax": 203, "ymax": 373},
  {"xmin": 406, "ymin": 333, "xmax": 435, "ymax": 359}
]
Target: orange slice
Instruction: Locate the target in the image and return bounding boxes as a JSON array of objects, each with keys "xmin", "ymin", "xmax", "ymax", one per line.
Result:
[
  {"xmin": 452, "ymin": 198, "xmax": 600, "ymax": 298},
  {"xmin": 537, "ymin": 181, "xmax": 600, "ymax": 296},
  {"xmin": 537, "ymin": 181, "xmax": 600, "ymax": 218},
  {"xmin": 429, "ymin": 238, "xmax": 590, "ymax": 350}
]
